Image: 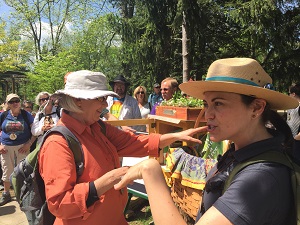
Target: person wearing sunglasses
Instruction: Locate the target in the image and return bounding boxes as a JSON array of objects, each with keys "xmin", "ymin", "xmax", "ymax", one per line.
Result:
[
  {"xmin": 133, "ymin": 85, "xmax": 151, "ymax": 132},
  {"xmin": 148, "ymin": 83, "xmax": 163, "ymax": 108},
  {"xmin": 0, "ymin": 93, "xmax": 35, "ymax": 206},
  {"xmin": 31, "ymin": 94, "xmax": 61, "ymax": 146},
  {"xmin": 133, "ymin": 86, "xmax": 151, "ymax": 119},
  {"xmin": 150, "ymin": 77, "xmax": 179, "ymax": 115},
  {"xmin": 35, "ymin": 91, "xmax": 51, "ymax": 108},
  {"xmin": 38, "ymin": 70, "xmax": 204, "ymax": 225}
]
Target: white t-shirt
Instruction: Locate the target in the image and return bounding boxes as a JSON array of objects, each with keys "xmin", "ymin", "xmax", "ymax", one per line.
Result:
[
  {"xmin": 140, "ymin": 102, "xmax": 151, "ymax": 119},
  {"xmin": 287, "ymin": 104, "xmax": 300, "ymax": 137}
]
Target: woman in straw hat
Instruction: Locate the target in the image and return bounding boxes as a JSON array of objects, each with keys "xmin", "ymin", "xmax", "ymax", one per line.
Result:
[
  {"xmin": 38, "ymin": 70, "xmax": 205, "ymax": 225},
  {"xmin": 115, "ymin": 58, "xmax": 299, "ymax": 225}
]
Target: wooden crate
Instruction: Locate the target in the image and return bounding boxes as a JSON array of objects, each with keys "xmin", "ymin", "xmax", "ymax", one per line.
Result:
[{"xmin": 156, "ymin": 106, "xmax": 203, "ymax": 121}]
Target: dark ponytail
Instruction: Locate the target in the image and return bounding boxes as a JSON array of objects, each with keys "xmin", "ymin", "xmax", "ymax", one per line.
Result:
[
  {"xmin": 241, "ymin": 95, "xmax": 293, "ymax": 154},
  {"xmin": 265, "ymin": 109, "xmax": 293, "ymax": 152}
]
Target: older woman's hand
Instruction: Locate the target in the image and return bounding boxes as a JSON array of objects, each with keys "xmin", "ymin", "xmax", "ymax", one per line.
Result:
[{"xmin": 114, "ymin": 158, "xmax": 160, "ymax": 190}]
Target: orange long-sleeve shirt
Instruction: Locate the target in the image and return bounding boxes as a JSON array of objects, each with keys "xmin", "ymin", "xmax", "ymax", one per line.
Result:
[{"xmin": 38, "ymin": 112, "xmax": 161, "ymax": 225}]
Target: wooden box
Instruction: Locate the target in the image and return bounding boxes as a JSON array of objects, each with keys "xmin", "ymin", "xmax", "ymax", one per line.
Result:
[{"xmin": 156, "ymin": 106, "xmax": 203, "ymax": 121}]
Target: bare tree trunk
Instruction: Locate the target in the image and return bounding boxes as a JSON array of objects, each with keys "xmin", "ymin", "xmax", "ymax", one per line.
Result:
[{"xmin": 182, "ymin": 11, "xmax": 189, "ymax": 83}]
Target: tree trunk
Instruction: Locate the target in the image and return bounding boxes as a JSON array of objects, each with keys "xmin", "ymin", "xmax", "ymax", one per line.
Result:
[{"xmin": 182, "ymin": 11, "xmax": 189, "ymax": 83}]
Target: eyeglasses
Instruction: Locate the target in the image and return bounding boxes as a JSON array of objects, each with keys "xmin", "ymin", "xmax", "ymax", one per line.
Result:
[
  {"xmin": 96, "ymin": 96, "xmax": 108, "ymax": 102},
  {"xmin": 8, "ymin": 99, "xmax": 20, "ymax": 104},
  {"xmin": 154, "ymin": 86, "xmax": 160, "ymax": 89},
  {"xmin": 137, "ymin": 91, "xmax": 145, "ymax": 95},
  {"xmin": 39, "ymin": 97, "xmax": 49, "ymax": 102},
  {"xmin": 160, "ymin": 88, "xmax": 169, "ymax": 92},
  {"xmin": 24, "ymin": 106, "xmax": 32, "ymax": 109}
]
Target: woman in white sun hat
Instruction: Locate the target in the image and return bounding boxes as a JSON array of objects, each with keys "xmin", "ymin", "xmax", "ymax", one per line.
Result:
[
  {"xmin": 115, "ymin": 58, "xmax": 299, "ymax": 225},
  {"xmin": 38, "ymin": 70, "xmax": 205, "ymax": 225}
]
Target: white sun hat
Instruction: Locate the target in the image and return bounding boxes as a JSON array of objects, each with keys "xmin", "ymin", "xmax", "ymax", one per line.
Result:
[
  {"xmin": 179, "ymin": 58, "xmax": 298, "ymax": 110},
  {"xmin": 55, "ymin": 70, "xmax": 119, "ymax": 99}
]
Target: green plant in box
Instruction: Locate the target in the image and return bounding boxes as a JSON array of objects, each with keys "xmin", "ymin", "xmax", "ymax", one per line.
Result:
[{"xmin": 160, "ymin": 92, "xmax": 203, "ymax": 108}]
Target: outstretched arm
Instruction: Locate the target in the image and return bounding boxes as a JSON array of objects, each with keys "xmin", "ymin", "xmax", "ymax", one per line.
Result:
[
  {"xmin": 158, "ymin": 126, "xmax": 208, "ymax": 149},
  {"xmin": 115, "ymin": 159, "xmax": 186, "ymax": 225},
  {"xmin": 114, "ymin": 157, "xmax": 233, "ymax": 225}
]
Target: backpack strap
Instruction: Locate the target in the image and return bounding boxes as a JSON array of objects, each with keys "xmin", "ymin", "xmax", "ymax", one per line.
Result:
[
  {"xmin": 223, "ymin": 151, "xmax": 292, "ymax": 193},
  {"xmin": 38, "ymin": 112, "xmax": 45, "ymax": 121},
  {"xmin": 223, "ymin": 151, "xmax": 299, "ymax": 224},
  {"xmin": 38, "ymin": 121, "xmax": 105, "ymax": 177},
  {"xmin": 20, "ymin": 109, "xmax": 31, "ymax": 129},
  {"xmin": 0, "ymin": 110, "xmax": 9, "ymax": 129},
  {"xmin": 56, "ymin": 106, "xmax": 62, "ymax": 118},
  {"xmin": 41, "ymin": 126, "xmax": 84, "ymax": 176},
  {"xmin": 97, "ymin": 119, "xmax": 106, "ymax": 135}
]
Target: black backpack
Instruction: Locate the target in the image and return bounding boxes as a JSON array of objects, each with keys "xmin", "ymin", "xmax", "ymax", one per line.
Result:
[
  {"xmin": 10, "ymin": 126, "xmax": 84, "ymax": 225},
  {"xmin": 10, "ymin": 120, "xmax": 106, "ymax": 225}
]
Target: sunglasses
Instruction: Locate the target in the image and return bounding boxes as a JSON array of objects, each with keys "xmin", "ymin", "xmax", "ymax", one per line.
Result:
[
  {"xmin": 8, "ymin": 99, "xmax": 20, "ymax": 104},
  {"xmin": 96, "ymin": 96, "xmax": 108, "ymax": 102},
  {"xmin": 160, "ymin": 88, "xmax": 169, "ymax": 91},
  {"xmin": 154, "ymin": 86, "xmax": 160, "ymax": 89},
  {"xmin": 39, "ymin": 97, "xmax": 49, "ymax": 102},
  {"xmin": 137, "ymin": 91, "xmax": 145, "ymax": 95}
]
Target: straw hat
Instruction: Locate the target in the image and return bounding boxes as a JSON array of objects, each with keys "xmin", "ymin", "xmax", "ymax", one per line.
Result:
[
  {"xmin": 179, "ymin": 58, "xmax": 298, "ymax": 110},
  {"xmin": 55, "ymin": 70, "xmax": 118, "ymax": 99}
]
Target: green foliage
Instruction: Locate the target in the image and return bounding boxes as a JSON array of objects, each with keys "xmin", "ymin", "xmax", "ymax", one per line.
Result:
[
  {"xmin": 26, "ymin": 51, "xmax": 82, "ymax": 100},
  {"xmin": 0, "ymin": 21, "xmax": 28, "ymax": 72},
  {"xmin": 69, "ymin": 14, "xmax": 123, "ymax": 79},
  {"xmin": 1, "ymin": 0, "xmax": 299, "ymax": 97}
]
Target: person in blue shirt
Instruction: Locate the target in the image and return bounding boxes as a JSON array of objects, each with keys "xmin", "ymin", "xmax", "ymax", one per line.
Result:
[
  {"xmin": 0, "ymin": 93, "xmax": 35, "ymax": 206},
  {"xmin": 148, "ymin": 83, "xmax": 163, "ymax": 108}
]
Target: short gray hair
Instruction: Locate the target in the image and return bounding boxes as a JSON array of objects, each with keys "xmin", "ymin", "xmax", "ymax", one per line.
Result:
[
  {"xmin": 35, "ymin": 92, "xmax": 51, "ymax": 105},
  {"xmin": 58, "ymin": 94, "xmax": 82, "ymax": 113}
]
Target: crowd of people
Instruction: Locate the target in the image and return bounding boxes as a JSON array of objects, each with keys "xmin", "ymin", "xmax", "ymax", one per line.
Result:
[{"xmin": 0, "ymin": 58, "xmax": 299, "ymax": 225}]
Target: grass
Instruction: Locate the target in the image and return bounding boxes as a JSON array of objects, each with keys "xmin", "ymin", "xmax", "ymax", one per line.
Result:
[{"xmin": 126, "ymin": 198, "xmax": 153, "ymax": 225}]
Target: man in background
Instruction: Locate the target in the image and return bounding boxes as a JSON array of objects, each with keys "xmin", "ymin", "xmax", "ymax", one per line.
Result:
[
  {"xmin": 148, "ymin": 83, "xmax": 163, "ymax": 108},
  {"xmin": 150, "ymin": 77, "xmax": 179, "ymax": 115},
  {"xmin": 106, "ymin": 75, "xmax": 143, "ymax": 132},
  {"xmin": 22, "ymin": 100, "xmax": 35, "ymax": 116}
]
